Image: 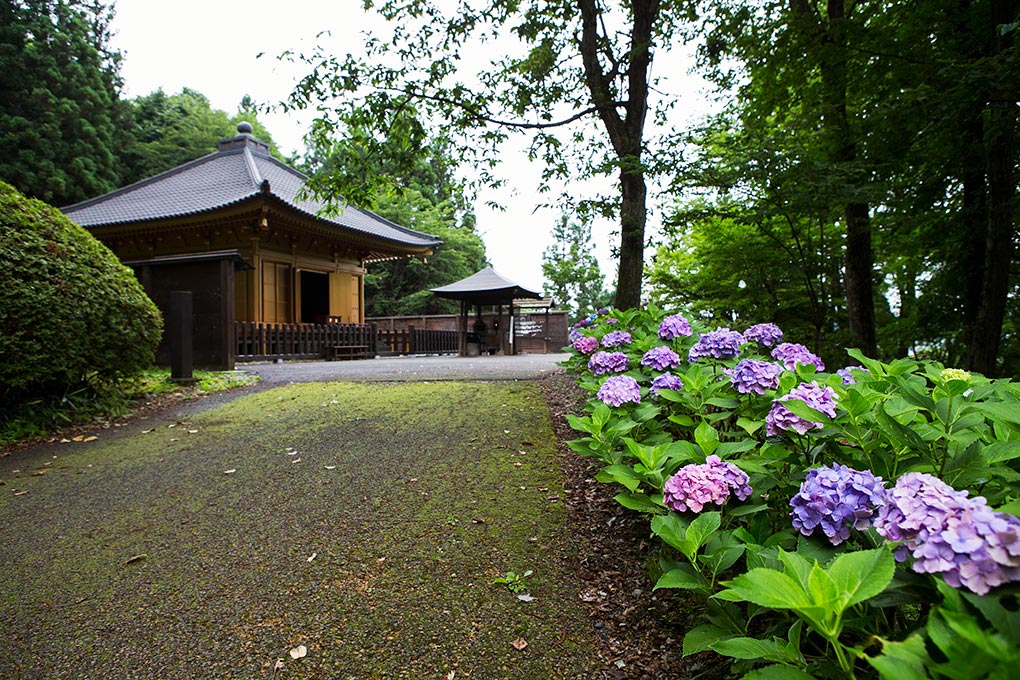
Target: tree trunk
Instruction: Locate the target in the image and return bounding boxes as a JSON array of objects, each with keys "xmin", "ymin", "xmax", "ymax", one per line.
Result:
[
  {"xmin": 844, "ymin": 202, "xmax": 878, "ymax": 356},
  {"xmin": 963, "ymin": 0, "xmax": 1017, "ymax": 376},
  {"xmin": 966, "ymin": 99, "xmax": 1016, "ymax": 375},
  {"xmin": 615, "ymin": 167, "xmax": 647, "ymax": 309}
]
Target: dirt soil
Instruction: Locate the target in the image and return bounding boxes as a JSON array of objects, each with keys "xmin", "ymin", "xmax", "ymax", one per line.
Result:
[{"xmin": 0, "ymin": 373, "xmax": 712, "ymax": 679}]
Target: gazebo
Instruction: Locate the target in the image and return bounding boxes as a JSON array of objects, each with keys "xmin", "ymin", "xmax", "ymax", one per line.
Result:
[{"xmin": 431, "ymin": 266, "xmax": 542, "ymax": 355}]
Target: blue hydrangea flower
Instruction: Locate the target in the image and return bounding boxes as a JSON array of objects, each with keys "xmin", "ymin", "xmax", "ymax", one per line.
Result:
[
  {"xmin": 725, "ymin": 359, "xmax": 783, "ymax": 395},
  {"xmin": 743, "ymin": 323, "xmax": 784, "ymax": 347},
  {"xmin": 688, "ymin": 328, "xmax": 744, "ymax": 362},
  {"xmin": 587, "ymin": 351, "xmax": 629, "ymax": 376},
  {"xmin": 766, "ymin": 381, "xmax": 838, "ymax": 436},
  {"xmin": 658, "ymin": 314, "xmax": 693, "ymax": 340},
  {"xmin": 597, "ymin": 375, "xmax": 642, "ymax": 407},
  {"xmin": 650, "ymin": 372, "xmax": 684, "ymax": 396},
  {"xmin": 641, "ymin": 346, "xmax": 681, "ymax": 371},
  {"xmin": 601, "ymin": 330, "xmax": 632, "ymax": 347},
  {"xmin": 790, "ymin": 464, "xmax": 886, "ymax": 545},
  {"xmin": 663, "ymin": 455, "xmax": 752, "ymax": 513},
  {"xmin": 771, "ymin": 343, "xmax": 826, "ymax": 372},
  {"xmin": 875, "ymin": 472, "xmax": 1020, "ymax": 595}
]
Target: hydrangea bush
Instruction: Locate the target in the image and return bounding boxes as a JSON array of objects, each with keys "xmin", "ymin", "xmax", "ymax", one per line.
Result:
[{"xmin": 563, "ymin": 304, "xmax": 1020, "ymax": 678}]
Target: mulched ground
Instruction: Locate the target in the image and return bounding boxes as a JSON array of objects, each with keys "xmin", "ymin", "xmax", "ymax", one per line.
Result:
[{"xmin": 538, "ymin": 373, "xmax": 716, "ymax": 680}]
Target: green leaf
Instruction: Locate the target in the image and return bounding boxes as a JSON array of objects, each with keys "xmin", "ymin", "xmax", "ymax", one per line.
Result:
[
  {"xmin": 668, "ymin": 413, "xmax": 695, "ymax": 427},
  {"xmin": 864, "ymin": 635, "xmax": 931, "ymax": 680},
  {"xmin": 827, "ymin": 547, "xmax": 895, "ymax": 608},
  {"xmin": 592, "ymin": 403, "xmax": 611, "ymax": 430},
  {"xmin": 975, "ymin": 402, "xmax": 1020, "ymax": 428},
  {"xmin": 684, "ymin": 511, "xmax": 722, "ymax": 557},
  {"xmin": 719, "ymin": 568, "xmax": 811, "ymax": 609},
  {"xmin": 695, "ymin": 421, "xmax": 720, "ymax": 456},
  {"xmin": 614, "ymin": 492, "xmax": 662, "ymax": 514},
  {"xmin": 780, "ymin": 398, "xmax": 830, "ymax": 425},
  {"xmin": 655, "ymin": 566, "xmax": 710, "ymax": 592},
  {"xmin": 728, "ymin": 503, "xmax": 769, "ymax": 517},
  {"xmin": 683, "ymin": 624, "xmax": 733, "ymax": 656},
  {"xmin": 737, "ymin": 416, "xmax": 764, "ymax": 435},
  {"xmin": 711, "ymin": 637, "xmax": 795, "ymax": 662},
  {"xmin": 706, "ymin": 396, "xmax": 740, "ymax": 409},
  {"xmin": 595, "ymin": 464, "xmax": 643, "ymax": 491},
  {"xmin": 874, "ymin": 404, "xmax": 929, "ymax": 451},
  {"xmin": 651, "ymin": 513, "xmax": 692, "ymax": 553},
  {"xmin": 983, "ymin": 441, "xmax": 1020, "ymax": 464},
  {"xmin": 740, "ymin": 664, "xmax": 817, "ymax": 680},
  {"xmin": 565, "ymin": 413, "xmax": 594, "ymax": 434}
]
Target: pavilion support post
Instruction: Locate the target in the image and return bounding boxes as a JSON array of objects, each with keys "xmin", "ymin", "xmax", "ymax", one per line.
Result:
[{"xmin": 459, "ymin": 300, "xmax": 468, "ymax": 356}]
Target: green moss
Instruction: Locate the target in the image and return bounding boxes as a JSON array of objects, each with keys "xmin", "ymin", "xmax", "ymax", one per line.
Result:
[{"xmin": 0, "ymin": 382, "xmax": 600, "ymax": 678}]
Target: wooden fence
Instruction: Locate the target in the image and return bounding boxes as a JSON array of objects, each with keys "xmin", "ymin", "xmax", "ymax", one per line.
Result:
[{"xmin": 234, "ymin": 321, "xmax": 459, "ymax": 361}]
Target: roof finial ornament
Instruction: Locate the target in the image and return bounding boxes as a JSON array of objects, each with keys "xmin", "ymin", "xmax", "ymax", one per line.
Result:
[{"xmin": 237, "ymin": 121, "xmax": 254, "ymax": 135}]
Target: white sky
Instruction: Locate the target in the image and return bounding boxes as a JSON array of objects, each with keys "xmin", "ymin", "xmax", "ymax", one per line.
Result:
[{"xmin": 109, "ymin": 0, "xmax": 713, "ymax": 294}]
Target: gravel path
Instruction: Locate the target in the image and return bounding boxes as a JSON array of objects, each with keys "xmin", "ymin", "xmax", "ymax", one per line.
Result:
[{"xmin": 242, "ymin": 352, "xmax": 567, "ymax": 384}]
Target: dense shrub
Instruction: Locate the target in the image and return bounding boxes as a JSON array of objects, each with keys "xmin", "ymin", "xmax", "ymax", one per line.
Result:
[
  {"xmin": 565, "ymin": 304, "xmax": 1020, "ymax": 679},
  {"xmin": 0, "ymin": 181, "xmax": 162, "ymax": 405}
]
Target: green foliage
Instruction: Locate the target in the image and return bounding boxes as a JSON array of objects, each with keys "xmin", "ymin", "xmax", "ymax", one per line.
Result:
[
  {"xmin": 564, "ymin": 304, "xmax": 1020, "ymax": 678},
  {"xmin": 281, "ymin": 0, "xmax": 698, "ymax": 308},
  {"xmin": 542, "ymin": 214, "xmax": 609, "ymax": 320},
  {"xmin": 0, "ymin": 181, "xmax": 162, "ymax": 406},
  {"xmin": 365, "ymin": 190, "xmax": 488, "ymax": 316},
  {"xmin": 0, "ymin": 0, "xmax": 125, "ymax": 206},
  {"xmin": 120, "ymin": 88, "xmax": 282, "ymax": 184},
  {"xmin": 493, "ymin": 569, "xmax": 533, "ymax": 594}
]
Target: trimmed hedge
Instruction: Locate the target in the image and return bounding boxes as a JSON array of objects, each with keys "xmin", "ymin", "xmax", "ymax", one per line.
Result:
[{"xmin": 0, "ymin": 181, "xmax": 162, "ymax": 403}]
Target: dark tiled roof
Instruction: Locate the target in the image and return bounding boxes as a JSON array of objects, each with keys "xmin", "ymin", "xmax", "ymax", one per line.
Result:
[
  {"xmin": 431, "ymin": 266, "xmax": 541, "ymax": 302},
  {"xmin": 61, "ymin": 128, "xmax": 440, "ymax": 251}
]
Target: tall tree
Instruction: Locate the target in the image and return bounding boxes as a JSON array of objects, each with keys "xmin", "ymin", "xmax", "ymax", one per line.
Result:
[
  {"xmin": 541, "ymin": 214, "xmax": 608, "ymax": 319},
  {"xmin": 0, "ymin": 0, "xmax": 124, "ymax": 206},
  {"xmin": 299, "ymin": 107, "xmax": 488, "ymax": 316},
  {"xmin": 282, "ymin": 0, "xmax": 698, "ymax": 309},
  {"xmin": 120, "ymin": 89, "xmax": 281, "ymax": 184}
]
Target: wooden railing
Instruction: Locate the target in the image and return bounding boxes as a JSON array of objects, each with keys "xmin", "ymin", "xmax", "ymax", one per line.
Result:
[
  {"xmin": 234, "ymin": 322, "xmax": 460, "ymax": 361},
  {"xmin": 376, "ymin": 327, "xmax": 460, "ymax": 356}
]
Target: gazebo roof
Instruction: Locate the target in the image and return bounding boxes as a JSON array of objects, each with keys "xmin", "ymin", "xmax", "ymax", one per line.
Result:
[
  {"xmin": 61, "ymin": 123, "xmax": 441, "ymax": 259},
  {"xmin": 431, "ymin": 266, "xmax": 542, "ymax": 304}
]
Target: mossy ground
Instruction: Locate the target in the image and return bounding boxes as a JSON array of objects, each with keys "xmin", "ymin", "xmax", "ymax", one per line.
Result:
[{"xmin": 0, "ymin": 381, "xmax": 601, "ymax": 679}]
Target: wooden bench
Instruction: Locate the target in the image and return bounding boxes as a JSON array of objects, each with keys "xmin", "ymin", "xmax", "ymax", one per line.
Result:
[{"xmin": 328, "ymin": 345, "xmax": 370, "ymax": 360}]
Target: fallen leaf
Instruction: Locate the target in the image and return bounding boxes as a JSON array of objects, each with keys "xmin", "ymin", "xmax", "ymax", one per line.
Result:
[
  {"xmin": 273, "ymin": 658, "xmax": 285, "ymax": 671},
  {"xmin": 521, "ymin": 440, "xmax": 534, "ymax": 446},
  {"xmin": 323, "ymin": 465, "xmax": 336, "ymax": 470},
  {"xmin": 168, "ymin": 423, "xmax": 177, "ymax": 428},
  {"xmin": 33, "ymin": 471, "xmax": 46, "ymax": 476},
  {"xmin": 290, "ymin": 458, "xmax": 301, "ymax": 464},
  {"xmin": 517, "ymin": 594, "xmax": 536, "ymax": 602},
  {"xmin": 123, "ymin": 554, "xmax": 147, "ymax": 566},
  {"xmin": 511, "ymin": 637, "xmax": 528, "ymax": 650},
  {"xmin": 72, "ymin": 435, "xmax": 83, "ymax": 442},
  {"xmin": 444, "ymin": 672, "xmax": 456, "ymax": 680},
  {"xmin": 307, "ymin": 552, "xmax": 317, "ymax": 562},
  {"xmin": 289, "ymin": 645, "xmax": 307, "ymax": 659},
  {"xmin": 471, "ymin": 517, "xmax": 486, "ymax": 524},
  {"xmin": 141, "ymin": 429, "xmax": 153, "ymax": 434},
  {"xmin": 287, "ymin": 450, "xmax": 299, "ymax": 456},
  {"xmin": 13, "ymin": 490, "xmax": 28, "ymax": 497},
  {"xmin": 224, "ymin": 469, "xmax": 237, "ymax": 474},
  {"xmin": 187, "ymin": 429, "xmax": 198, "ymax": 434},
  {"xmin": 82, "ymin": 435, "xmax": 98, "ymax": 442}
]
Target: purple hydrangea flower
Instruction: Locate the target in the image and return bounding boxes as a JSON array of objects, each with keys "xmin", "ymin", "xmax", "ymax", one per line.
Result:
[
  {"xmin": 875, "ymin": 473, "xmax": 1020, "ymax": 595},
  {"xmin": 725, "ymin": 359, "xmax": 783, "ymax": 395},
  {"xmin": 836, "ymin": 365, "xmax": 869, "ymax": 385},
  {"xmin": 663, "ymin": 455, "xmax": 752, "ymax": 513},
  {"xmin": 603, "ymin": 317, "xmax": 618, "ymax": 324},
  {"xmin": 601, "ymin": 330, "xmax": 632, "ymax": 348},
  {"xmin": 641, "ymin": 346, "xmax": 682, "ymax": 371},
  {"xmin": 572, "ymin": 335, "xmax": 599, "ymax": 355},
  {"xmin": 790, "ymin": 464, "xmax": 886, "ymax": 545},
  {"xmin": 597, "ymin": 375, "xmax": 642, "ymax": 408},
  {"xmin": 658, "ymin": 314, "xmax": 693, "ymax": 340},
  {"xmin": 596, "ymin": 307, "xmax": 611, "ymax": 316},
  {"xmin": 743, "ymin": 323, "xmax": 784, "ymax": 347},
  {"xmin": 588, "ymin": 351, "xmax": 629, "ymax": 376},
  {"xmin": 766, "ymin": 381, "xmax": 838, "ymax": 436},
  {"xmin": 771, "ymin": 343, "xmax": 826, "ymax": 372},
  {"xmin": 688, "ymin": 328, "xmax": 744, "ymax": 362},
  {"xmin": 650, "ymin": 372, "xmax": 684, "ymax": 396}
]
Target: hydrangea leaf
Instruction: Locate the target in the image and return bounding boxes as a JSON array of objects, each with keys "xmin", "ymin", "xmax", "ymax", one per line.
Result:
[
  {"xmin": 694, "ymin": 421, "xmax": 720, "ymax": 456},
  {"xmin": 654, "ymin": 566, "xmax": 710, "ymax": 592},
  {"xmin": 595, "ymin": 464, "xmax": 642, "ymax": 492},
  {"xmin": 682, "ymin": 624, "xmax": 732, "ymax": 656},
  {"xmin": 863, "ymin": 634, "xmax": 930, "ymax": 680},
  {"xmin": 710, "ymin": 636, "xmax": 799, "ymax": 662},
  {"xmin": 718, "ymin": 568, "xmax": 812, "ymax": 610},
  {"xmin": 740, "ymin": 664, "xmax": 817, "ymax": 680},
  {"xmin": 826, "ymin": 547, "xmax": 895, "ymax": 608}
]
